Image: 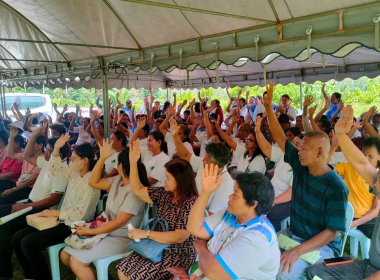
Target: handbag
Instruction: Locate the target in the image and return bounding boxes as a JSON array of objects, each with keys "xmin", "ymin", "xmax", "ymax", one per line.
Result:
[
  {"xmin": 64, "ymin": 212, "xmax": 110, "ymax": 250},
  {"xmin": 128, "ymin": 218, "xmax": 170, "ymax": 262},
  {"xmin": 26, "ymin": 213, "xmax": 60, "ymax": 231}
]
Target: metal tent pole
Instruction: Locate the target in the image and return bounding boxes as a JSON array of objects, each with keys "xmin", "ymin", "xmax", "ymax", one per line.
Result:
[
  {"xmin": 100, "ymin": 57, "xmax": 110, "ymax": 139},
  {"xmin": 300, "ymin": 77, "xmax": 303, "ymax": 109},
  {"xmin": 0, "ymin": 76, "xmax": 5, "ymax": 118}
]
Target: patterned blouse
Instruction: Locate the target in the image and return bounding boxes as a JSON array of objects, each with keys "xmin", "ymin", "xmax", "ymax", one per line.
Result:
[{"xmin": 49, "ymin": 155, "xmax": 100, "ymax": 225}]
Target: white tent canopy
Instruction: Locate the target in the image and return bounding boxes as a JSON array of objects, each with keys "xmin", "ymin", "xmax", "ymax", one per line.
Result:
[{"xmin": 1, "ymin": 0, "xmax": 380, "ymax": 89}]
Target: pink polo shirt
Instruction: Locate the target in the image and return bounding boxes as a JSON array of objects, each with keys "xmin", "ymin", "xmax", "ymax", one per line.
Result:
[{"xmin": 0, "ymin": 154, "xmax": 23, "ymax": 183}]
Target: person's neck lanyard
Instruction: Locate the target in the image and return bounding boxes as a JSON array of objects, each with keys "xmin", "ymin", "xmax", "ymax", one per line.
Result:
[
  {"xmin": 217, "ymin": 170, "xmax": 227, "ymax": 178},
  {"xmin": 245, "ymin": 156, "xmax": 254, "ymax": 173}
]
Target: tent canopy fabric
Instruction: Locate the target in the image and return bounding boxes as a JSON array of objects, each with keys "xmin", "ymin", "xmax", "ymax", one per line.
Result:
[{"xmin": 1, "ymin": 0, "xmax": 380, "ymax": 89}]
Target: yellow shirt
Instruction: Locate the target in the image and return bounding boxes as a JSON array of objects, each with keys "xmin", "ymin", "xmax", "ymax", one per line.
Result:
[{"xmin": 335, "ymin": 162, "xmax": 375, "ymax": 218}]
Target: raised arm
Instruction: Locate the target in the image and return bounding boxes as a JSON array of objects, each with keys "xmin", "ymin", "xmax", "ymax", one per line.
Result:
[
  {"xmin": 96, "ymin": 90, "xmax": 103, "ymax": 109},
  {"xmin": 302, "ymin": 96, "xmax": 314, "ymax": 133},
  {"xmin": 255, "ymin": 116, "xmax": 272, "ymax": 158},
  {"xmin": 169, "ymin": 117, "xmax": 192, "ymax": 162},
  {"xmin": 160, "ymin": 105, "xmax": 175, "ymax": 137},
  {"xmin": 264, "ymin": 82, "xmax": 287, "ymax": 152},
  {"xmin": 90, "ymin": 112, "xmax": 103, "ymax": 146},
  {"xmin": 88, "ymin": 139, "xmax": 114, "ymax": 191},
  {"xmin": 327, "ymin": 130, "xmax": 339, "ymax": 164},
  {"xmin": 215, "ymin": 117, "xmax": 237, "ymax": 150},
  {"xmin": 69, "ymin": 112, "xmax": 77, "ymax": 132},
  {"xmin": 113, "ymin": 103, "xmax": 123, "ymax": 131},
  {"xmin": 187, "ymin": 164, "xmax": 222, "ymax": 240},
  {"xmin": 7, "ymin": 127, "xmax": 23, "ymax": 160},
  {"xmin": 308, "ymin": 106, "xmax": 320, "ymax": 131},
  {"xmin": 173, "ymin": 92, "xmax": 177, "ymax": 108},
  {"xmin": 189, "ymin": 117, "xmax": 201, "ymax": 142},
  {"xmin": 13, "ymin": 102, "xmax": 24, "ymax": 122},
  {"xmin": 226, "ymin": 97, "xmax": 234, "ymax": 113},
  {"xmin": 57, "ymin": 105, "xmax": 68, "ymax": 124},
  {"xmin": 363, "ymin": 107, "xmax": 380, "ymax": 139},
  {"xmin": 129, "ymin": 140, "xmax": 153, "ymax": 203},
  {"xmin": 330, "ymin": 101, "xmax": 344, "ymax": 124},
  {"xmin": 314, "ymin": 85, "xmax": 330, "ymax": 122},
  {"xmin": 24, "ymin": 127, "xmax": 46, "ymax": 166},
  {"xmin": 203, "ymin": 107, "xmax": 214, "ymax": 140},
  {"xmin": 129, "ymin": 117, "xmax": 146, "ymax": 144},
  {"xmin": 335, "ymin": 106, "xmax": 376, "ymax": 186}
]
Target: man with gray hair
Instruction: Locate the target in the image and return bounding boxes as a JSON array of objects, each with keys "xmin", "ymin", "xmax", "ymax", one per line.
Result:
[
  {"xmin": 170, "ymin": 118, "xmax": 233, "ymax": 215},
  {"xmin": 264, "ymin": 82, "xmax": 348, "ymax": 280}
]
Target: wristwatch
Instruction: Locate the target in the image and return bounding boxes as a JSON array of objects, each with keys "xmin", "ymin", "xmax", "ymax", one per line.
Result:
[{"xmin": 146, "ymin": 229, "xmax": 151, "ymax": 239}]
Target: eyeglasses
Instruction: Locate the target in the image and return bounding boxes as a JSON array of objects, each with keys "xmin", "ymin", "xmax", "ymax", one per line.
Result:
[{"xmin": 245, "ymin": 138, "xmax": 256, "ymax": 143}]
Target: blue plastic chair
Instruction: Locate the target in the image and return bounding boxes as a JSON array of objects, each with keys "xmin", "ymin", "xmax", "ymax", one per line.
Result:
[
  {"xmin": 348, "ymin": 228, "xmax": 371, "ymax": 259},
  {"xmin": 280, "ymin": 217, "xmax": 290, "ymax": 230},
  {"xmin": 91, "ymin": 203, "xmax": 151, "ymax": 280},
  {"xmin": 48, "ymin": 242, "xmax": 67, "ymax": 280},
  {"xmin": 340, "ymin": 202, "xmax": 354, "ymax": 257}
]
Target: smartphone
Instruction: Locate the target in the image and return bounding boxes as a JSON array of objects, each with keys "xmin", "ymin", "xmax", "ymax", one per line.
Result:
[{"xmin": 323, "ymin": 256, "xmax": 354, "ymax": 266}]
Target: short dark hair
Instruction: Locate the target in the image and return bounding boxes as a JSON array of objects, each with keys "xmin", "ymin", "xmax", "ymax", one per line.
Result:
[
  {"xmin": 333, "ymin": 117, "xmax": 340, "ymax": 123},
  {"xmin": 213, "ymin": 99, "xmax": 221, "ymax": 107},
  {"xmin": 362, "ymin": 137, "xmax": 380, "ymax": 168},
  {"xmin": 318, "ymin": 119, "xmax": 331, "ymax": 130},
  {"xmin": 73, "ymin": 143, "xmax": 95, "ymax": 171},
  {"xmin": 205, "ymin": 142, "xmax": 231, "ymax": 167},
  {"xmin": 278, "ymin": 114, "xmax": 290, "ymax": 124},
  {"xmin": 184, "ymin": 110, "xmax": 190, "ymax": 116},
  {"xmin": 286, "ymin": 127, "xmax": 301, "ymax": 137},
  {"xmin": 49, "ymin": 124, "xmax": 66, "ymax": 135},
  {"xmin": 179, "ymin": 124, "xmax": 191, "ymax": 143},
  {"xmin": 332, "ymin": 92, "xmax": 342, "ymax": 102},
  {"xmin": 36, "ymin": 135, "xmax": 46, "ymax": 151},
  {"xmin": 235, "ymin": 172, "xmax": 274, "ymax": 215},
  {"xmin": 142, "ymin": 124, "xmax": 150, "ymax": 137},
  {"xmin": 165, "ymin": 159, "xmax": 198, "ymax": 206},
  {"xmin": 118, "ymin": 147, "xmax": 150, "ymax": 186},
  {"xmin": 113, "ymin": 131, "xmax": 127, "ymax": 147},
  {"xmin": 14, "ymin": 135, "xmax": 26, "ymax": 149},
  {"xmin": 47, "ymin": 137, "xmax": 70, "ymax": 159}
]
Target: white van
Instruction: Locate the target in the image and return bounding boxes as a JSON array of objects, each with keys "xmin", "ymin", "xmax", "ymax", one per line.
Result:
[{"xmin": 4, "ymin": 93, "xmax": 53, "ymax": 120}]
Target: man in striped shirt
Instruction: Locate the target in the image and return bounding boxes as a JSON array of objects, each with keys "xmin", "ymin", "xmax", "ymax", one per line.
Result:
[{"xmin": 264, "ymin": 82, "xmax": 348, "ymax": 280}]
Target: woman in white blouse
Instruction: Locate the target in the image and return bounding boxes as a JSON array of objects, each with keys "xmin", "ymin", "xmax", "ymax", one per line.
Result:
[
  {"xmin": 215, "ymin": 119, "xmax": 266, "ymax": 174},
  {"xmin": 10, "ymin": 134, "xmax": 100, "ymax": 280},
  {"xmin": 130, "ymin": 117, "xmax": 170, "ymax": 187},
  {"xmin": 61, "ymin": 140, "xmax": 148, "ymax": 280}
]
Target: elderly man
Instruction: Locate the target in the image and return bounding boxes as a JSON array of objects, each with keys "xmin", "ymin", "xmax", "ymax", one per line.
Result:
[{"xmin": 265, "ymin": 82, "xmax": 348, "ymax": 280}]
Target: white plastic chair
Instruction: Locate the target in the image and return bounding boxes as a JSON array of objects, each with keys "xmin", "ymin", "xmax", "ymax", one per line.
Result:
[
  {"xmin": 348, "ymin": 228, "xmax": 371, "ymax": 259},
  {"xmin": 91, "ymin": 203, "xmax": 151, "ymax": 280},
  {"xmin": 340, "ymin": 202, "xmax": 354, "ymax": 257}
]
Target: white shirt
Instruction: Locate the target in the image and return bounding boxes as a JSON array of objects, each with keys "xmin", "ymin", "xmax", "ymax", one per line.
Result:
[
  {"xmin": 285, "ymin": 106, "xmax": 297, "ymax": 121},
  {"xmin": 196, "ymin": 131, "xmax": 211, "ymax": 158},
  {"xmin": 139, "ymin": 137, "xmax": 148, "ymax": 148},
  {"xmin": 329, "ymin": 151, "xmax": 348, "ymax": 165},
  {"xmin": 164, "ymin": 133, "xmax": 194, "ymax": 160},
  {"xmin": 73, "ymin": 126, "xmax": 92, "ymax": 145},
  {"xmin": 204, "ymin": 210, "xmax": 280, "ymax": 280},
  {"xmin": 233, "ymin": 144, "xmax": 266, "ymax": 174},
  {"xmin": 252, "ymin": 104, "xmax": 266, "ymax": 121},
  {"xmin": 104, "ymin": 151, "xmax": 119, "ymax": 174},
  {"xmin": 29, "ymin": 157, "xmax": 68, "ymax": 209},
  {"xmin": 270, "ymin": 146, "xmax": 293, "ymax": 198},
  {"xmin": 138, "ymin": 103, "xmax": 148, "ymax": 115},
  {"xmin": 190, "ymin": 155, "xmax": 234, "ymax": 213},
  {"xmin": 140, "ymin": 148, "xmax": 170, "ymax": 187}
]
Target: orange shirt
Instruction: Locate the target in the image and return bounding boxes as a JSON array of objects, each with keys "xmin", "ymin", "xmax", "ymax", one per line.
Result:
[{"xmin": 335, "ymin": 162, "xmax": 376, "ymax": 218}]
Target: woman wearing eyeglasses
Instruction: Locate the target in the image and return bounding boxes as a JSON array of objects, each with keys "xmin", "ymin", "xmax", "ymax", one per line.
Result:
[{"xmin": 214, "ymin": 118, "xmax": 266, "ymax": 174}]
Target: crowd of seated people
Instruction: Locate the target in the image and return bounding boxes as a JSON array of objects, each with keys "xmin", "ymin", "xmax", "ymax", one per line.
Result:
[{"xmin": 0, "ymin": 83, "xmax": 379, "ymax": 280}]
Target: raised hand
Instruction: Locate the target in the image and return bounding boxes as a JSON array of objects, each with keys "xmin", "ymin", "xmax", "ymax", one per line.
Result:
[
  {"xmin": 32, "ymin": 126, "xmax": 46, "ymax": 137},
  {"xmin": 264, "ymin": 82, "xmax": 274, "ymax": 110},
  {"xmin": 99, "ymin": 138, "xmax": 115, "ymax": 159},
  {"xmin": 98, "ymin": 90, "xmax": 102, "ymax": 97},
  {"xmin": 90, "ymin": 104, "xmax": 94, "ymax": 111},
  {"xmin": 303, "ymin": 96, "xmax": 313, "ymax": 108},
  {"xmin": 255, "ymin": 116, "xmax": 262, "ymax": 133},
  {"xmin": 200, "ymin": 164, "xmax": 222, "ymax": 194},
  {"xmin": 70, "ymin": 112, "xmax": 77, "ymax": 119},
  {"xmin": 189, "ymin": 98, "xmax": 195, "ymax": 107},
  {"xmin": 215, "ymin": 115, "xmax": 221, "ymax": 127},
  {"xmin": 91, "ymin": 111, "xmax": 98, "ymax": 124},
  {"xmin": 25, "ymin": 107, "xmax": 31, "ymax": 117},
  {"xmin": 331, "ymin": 129, "xmax": 339, "ymax": 147},
  {"xmin": 169, "ymin": 117, "xmax": 179, "ymax": 136},
  {"xmin": 55, "ymin": 133, "xmax": 70, "ymax": 148},
  {"xmin": 238, "ymin": 90, "xmax": 242, "ymax": 98},
  {"xmin": 308, "ymin": 105, "xmax": 317, "ymax": 117},
  {"xmin": 338, "ymin": 101, "xmax": 344, "ymax": 111},
  {"xmin": 53, "ymin": 103, "xmax": 57, "ymax": 110},
  {"xmin": 335, "ymin": 105, "xmax": 354, "ymax": 136},
  {"xmin": 245, "ymin": 113, "xmax": 252, "ymax": 124},
  {"xmin": 194, "ymin": 116, "xmax": 202, "ymax": 126},
  {"xmin": 232, "ymin": 115, "xmax": 240, "ymax": 124},
  {"xmin": 116, "ymin": 92, "xmax": 120, "ymax": 99},
  {"xmin": 63, "ymin": 105, "xmax": 68, "ymax": 112},
  {"xmin": 9, "ymin": 126, "xmax": 18, "ymax": 138},
  {"xmin": 182, "ymin": 100, "xmax": 188, "ymax": 107},
  {"xmin": 129, "ymin": 140, "xmax": 141, "ymax": 164},
  {"xmin": 167, "ymin": 104, "xmax": 176, "ymax": 116},
  {"xmin": 13, "ymin": 102, "xmax": 19, "ymax": 110},
  {"xmin": 76, "ymin": 104, "xmax": 80, "ymax": 110},
  {"xmin": 137, "ymin": 116, "xmax": 146, "ymax": 129}
]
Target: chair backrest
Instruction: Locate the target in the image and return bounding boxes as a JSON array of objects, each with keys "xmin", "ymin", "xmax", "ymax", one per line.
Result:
[
  {"xmin": 139, "ymin": 204, "xmax": 151, "ymax": 229},
  {"xmin": 340, "ymin": 202, "xmax": 354, "ymax": 256},
  {"xmin": 57, "ymin": 193, "xmax": 66, "ymax": 210}
]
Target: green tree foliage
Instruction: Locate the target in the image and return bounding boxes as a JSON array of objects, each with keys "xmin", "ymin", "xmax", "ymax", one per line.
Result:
[{"xmin": 9, "ymin": 76, "xmax": 380, "ymax": 116}]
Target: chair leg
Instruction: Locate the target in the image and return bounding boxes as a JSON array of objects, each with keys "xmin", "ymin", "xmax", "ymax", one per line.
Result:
[
  {"xmin": 350, "ymin": 236, "xmax": 359, "ymax": 258},
  {"xmin": 95, "ymin": 261, "xmax": 109, "ymax": 280},
  {"xmin": 360, "ymin": 238, "xmax": 371, "ymax": 259},
  {"xmin": 48, "ymin": 248, "xmax": 61, "ymax": 280}
]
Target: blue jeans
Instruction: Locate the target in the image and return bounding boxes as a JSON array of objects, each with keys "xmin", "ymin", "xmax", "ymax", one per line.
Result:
[
  {"xmin": 306, "ymin": 259, "xmax": 379, "ymax": 279},
  {"xmin": 276, "ymin": 228, "xmax": 335, "ymax": 280}
]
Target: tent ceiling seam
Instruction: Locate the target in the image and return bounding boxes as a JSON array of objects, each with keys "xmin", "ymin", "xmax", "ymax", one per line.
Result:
[
  {"xmin": 101, "ymin": 0, "xmax": 142, "ymax": 49},
  {"xmin": 172, "ymin": 0, "xmax": 202, "ymax": 37},
  {"xmin": 120, "ymin": 0, "xmax": 276, "ymax": 23},
  {"xmin": 267, "ymin": 0, "xmax": 280, "ymax": 22},
  {"xmin": 0, "ymin": 0, "xmax": 69, "ymax": 63},
  {"xmin": 0, "ymin": 44, "xmax": 26, "ymax": 70}
]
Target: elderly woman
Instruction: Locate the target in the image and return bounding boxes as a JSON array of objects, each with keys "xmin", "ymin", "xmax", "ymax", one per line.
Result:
[
  {"xmin": 117, "ymin": 140, "xmax": 198, "ymax": 280},
  {"xmin": 187, "ymin": 165, "xmax": 280, "ymax": 280}
]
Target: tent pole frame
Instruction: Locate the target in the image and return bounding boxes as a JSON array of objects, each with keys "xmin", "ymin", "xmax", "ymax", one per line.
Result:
[
  {"xmin": 100, "ymin": 57, "xmax": 111, "ymax": 139},
  {"xmin": 0, "ymin": 76, "xmax": 5, "ymax": 118}
]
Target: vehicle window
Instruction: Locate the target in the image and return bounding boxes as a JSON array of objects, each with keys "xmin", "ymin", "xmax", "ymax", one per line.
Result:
[
  {"xmin": 5, "ymin": 96, "xmax": 16, "ymax": 110},
  {"xmin": 20, "ymin": 96, "xmax": 44, "ymax": 109}
]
